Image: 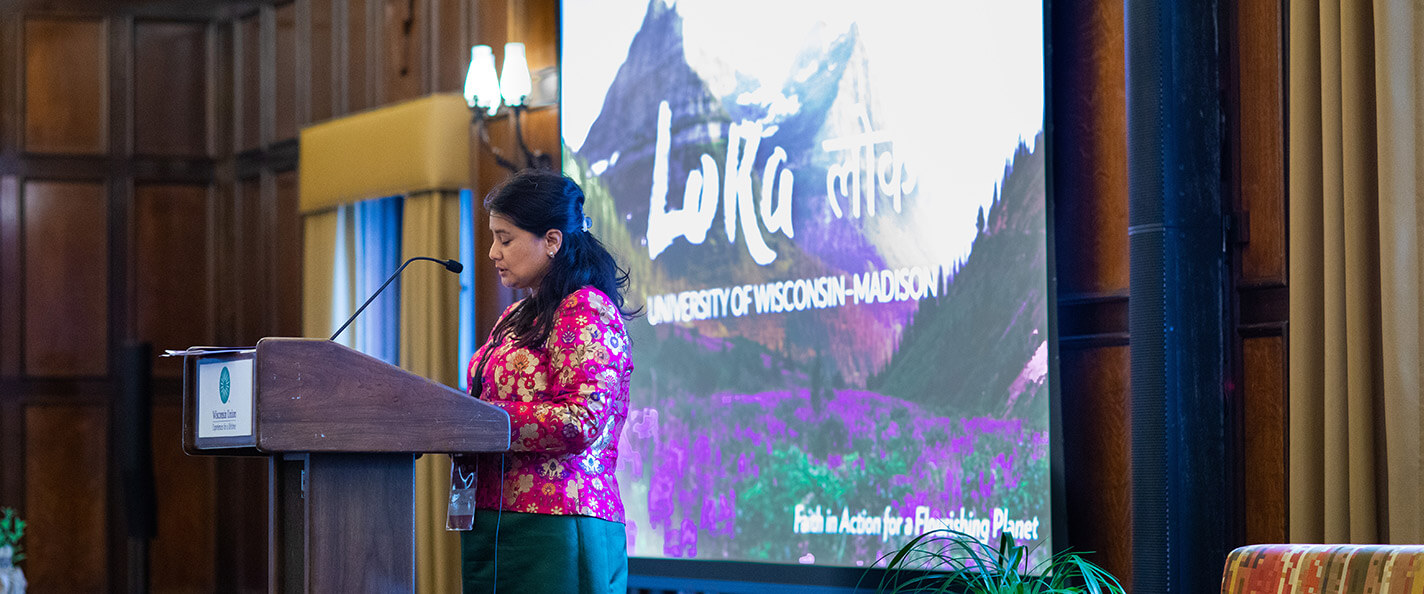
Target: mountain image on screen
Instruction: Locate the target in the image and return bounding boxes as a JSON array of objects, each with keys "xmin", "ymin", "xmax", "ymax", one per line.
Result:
[
  {"xmin": 577, "ymin": 0, "xmax": 915, "ymax": 380},
  {"xmin": 563, "ymin": 0, "xmax": 1050, "ymax": 567}
]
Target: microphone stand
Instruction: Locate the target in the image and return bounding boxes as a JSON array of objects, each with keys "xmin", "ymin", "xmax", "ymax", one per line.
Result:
[{"xmin": 329, "ymin": 256, "xmax": 462, "ymax": 342}]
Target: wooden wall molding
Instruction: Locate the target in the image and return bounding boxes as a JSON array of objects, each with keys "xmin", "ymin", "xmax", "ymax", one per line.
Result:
[
  {"xmin": 22, "ymin": 179, "xmax": 109, "ymax": 377},
  {"xmin": 1, "ymin": 176, "xmax": 21, "ymax": 377},
  {"xmin": 2, "ymin": 5, "xmax": 234, "ymax": 591},
  {"xmin": 1225, "ymin": 0, "xmax": 1289, "ymax": 547},
  {"xmin": 22, "ymin": 16, "xmax": 109, "ymax": 156}
]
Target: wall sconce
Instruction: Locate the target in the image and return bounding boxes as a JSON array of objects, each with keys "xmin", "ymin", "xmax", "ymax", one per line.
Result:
[{"xmin": 463, "ymin": 42, "xmax": 551, "ymax": 172}]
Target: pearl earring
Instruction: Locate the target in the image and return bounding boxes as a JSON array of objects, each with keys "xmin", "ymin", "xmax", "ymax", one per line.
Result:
[{"xmin": 547, "ymin": 251, "xmax": 554, "ymax": 258}]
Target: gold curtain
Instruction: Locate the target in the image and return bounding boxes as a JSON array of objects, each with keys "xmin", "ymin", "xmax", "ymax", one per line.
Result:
[
  {"xmin": 302, "ymin": 210, "xmax": 339, "ymax": 338},
  {"xmin": 399, "ymin": 190, "xmax": 464, "ymax": 594},
  {"xmin": 301, "ymin": 193, "xmax": 465, "ymax": 592},
  {"xmin": 301, "ymin": 205, "xmax": 377, "ymax": 344},
  {"xmin": 1288, "ymin": 0, "xmax": 1424, "ymax": 543}
]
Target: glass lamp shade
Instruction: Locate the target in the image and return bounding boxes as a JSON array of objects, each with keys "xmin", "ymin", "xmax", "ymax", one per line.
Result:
[
  {"xmin": 499, "ymin": 42, "xmax": 532, "ymax": 107},
  {"xmin": 463, "ymin": 45, "xmax": 501, "ymax": 116}
]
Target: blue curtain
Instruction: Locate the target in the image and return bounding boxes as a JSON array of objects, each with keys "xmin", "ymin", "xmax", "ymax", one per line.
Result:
[
  {"xmin": 457, "ymin": 189, "xmax": 476, "ymax": 391},
  {"xmin": 331, "ymin": 195, "xmax": 404, "ymax": 365}
]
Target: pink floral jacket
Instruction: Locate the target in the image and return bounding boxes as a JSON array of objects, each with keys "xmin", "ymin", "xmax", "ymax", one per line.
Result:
[{"xmin": 463, "ymin": 287, "xmax": 632, "ymax": 523}]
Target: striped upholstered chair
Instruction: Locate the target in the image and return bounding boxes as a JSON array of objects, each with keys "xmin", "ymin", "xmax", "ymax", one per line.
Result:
[{"xmin": 1221, "ymin": 544, "xmax": 1424, "ymax": 593}]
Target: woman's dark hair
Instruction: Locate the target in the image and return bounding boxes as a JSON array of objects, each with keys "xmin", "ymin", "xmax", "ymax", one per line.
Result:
[{"xmin": 483, "ymin": 168, "xmax": 638, "ymax": 351}]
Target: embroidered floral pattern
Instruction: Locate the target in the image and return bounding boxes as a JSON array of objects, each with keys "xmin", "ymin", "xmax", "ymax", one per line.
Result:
[{"xmin": 463, "ymin": 287, "xmax": 632, "ymax": 523}]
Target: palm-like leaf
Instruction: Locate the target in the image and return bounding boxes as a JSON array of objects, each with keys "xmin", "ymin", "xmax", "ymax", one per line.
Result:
[
  {"xmin": 859, "ymin": 530, "xmax": 1125, "ymax": 594},
  {"xmin": 0, "ymin": 507, "xmax": 24, "ymax": 563}
]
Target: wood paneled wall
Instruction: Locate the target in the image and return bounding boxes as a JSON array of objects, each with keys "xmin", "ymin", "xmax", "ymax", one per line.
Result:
[
  {"xmin": 1228, "ymin": 0, "xmax": 1289, "ymax": 547},
  {"xmin": 1050, "ymin": 0, "xmax": 1133, "ymax": 585},
  {"xmin": 0, "ymin": 0, "xmax": 552, "ymax": 591},
  {"xmin": 2, "ymin": 6, "xmax": 227, "ymax": 592}
]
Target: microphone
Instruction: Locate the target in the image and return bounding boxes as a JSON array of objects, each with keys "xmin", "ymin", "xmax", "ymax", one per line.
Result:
[{"xmin": 329, "ymin": 256, "xmax": 463, "ymax": 341}]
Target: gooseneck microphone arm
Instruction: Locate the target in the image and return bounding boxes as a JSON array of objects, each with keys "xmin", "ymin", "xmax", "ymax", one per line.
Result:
[{"xmin": 329, "ymin": 256, "xmax": 463, "ymax": 342}]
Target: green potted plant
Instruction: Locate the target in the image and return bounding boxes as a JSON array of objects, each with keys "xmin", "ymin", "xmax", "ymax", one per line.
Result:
[
  {"xmin": 859, "ymin": 529, "xmax": 1125, "ymax": 594},
  {"xmin": 0, "ymin": 507, "xmax": 26, "ymax": 594}
]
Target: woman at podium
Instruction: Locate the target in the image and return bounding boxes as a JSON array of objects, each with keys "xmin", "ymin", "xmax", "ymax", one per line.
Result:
[{"xmin": 454, "ymin": 169, "xmax": 638, "ymax": 594}]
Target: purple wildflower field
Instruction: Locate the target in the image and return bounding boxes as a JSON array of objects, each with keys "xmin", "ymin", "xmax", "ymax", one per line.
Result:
[{"xmin": 616, "ymin": 380, "xmax": 1051, "ymax": 566}]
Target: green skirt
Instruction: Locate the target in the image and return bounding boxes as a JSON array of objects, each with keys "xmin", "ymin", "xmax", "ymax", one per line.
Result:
[{"xmin": 460, "ymin": 509, "xmax": 628, "ymax": 594}]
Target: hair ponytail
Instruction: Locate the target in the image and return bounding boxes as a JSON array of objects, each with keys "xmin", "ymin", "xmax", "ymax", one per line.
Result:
[{"xmin": 483, "ymin": 169, "xmax": 639, "ymax": 351}]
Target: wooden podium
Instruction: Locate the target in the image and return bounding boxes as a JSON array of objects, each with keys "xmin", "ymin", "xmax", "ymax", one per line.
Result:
[{"xmin": 180, "ymin": 337, "xmax": 510, "ymax": 592}]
